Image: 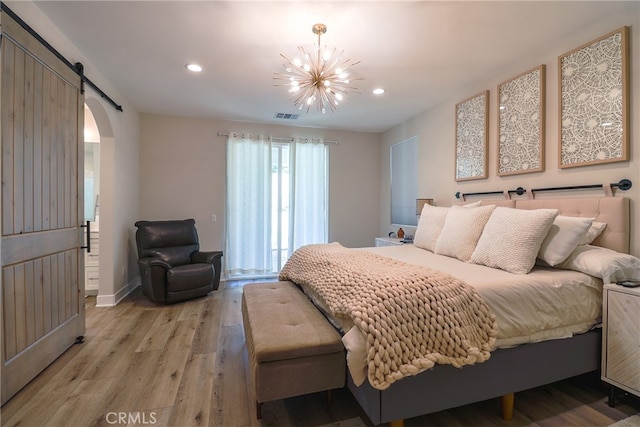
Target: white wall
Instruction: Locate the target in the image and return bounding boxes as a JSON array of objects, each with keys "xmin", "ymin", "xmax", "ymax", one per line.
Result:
[
  {"xmin": 380, "ymin": 5, "xmax": 640, "ymax": 257},
  {"xmin": 139, "ymin": 115, "xmax": 381, "ymax": 256},
  {"xmin": 7, "ymin": 1, "xmax": 142, "ymax": 303}
]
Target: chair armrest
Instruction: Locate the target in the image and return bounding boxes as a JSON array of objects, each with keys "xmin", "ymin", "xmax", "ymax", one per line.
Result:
[
  {"xmin": 137, "ymin": 257, "xmax": 172, "ymax": 270},
  {"xmin": 191, "ymin": 251, "xmax": 223, "ymax": 264},
  {"xmin": 192, "ymin": 251, "xmax": 223, "ymax": 291}
]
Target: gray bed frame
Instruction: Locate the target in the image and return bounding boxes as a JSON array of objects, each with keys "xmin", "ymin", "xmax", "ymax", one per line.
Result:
[
  {"xmin": 345, "ymin": 196, "xmax": 630, "ymax": 425},
  {"xmin": 348, "ymin": 329, "xmax": 600, "ymax": 425}
]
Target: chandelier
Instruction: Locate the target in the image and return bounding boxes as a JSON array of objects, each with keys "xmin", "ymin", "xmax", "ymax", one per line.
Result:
[{"xmin": 274, "ymin": 23, "xmax": 361, "ymax": 114}]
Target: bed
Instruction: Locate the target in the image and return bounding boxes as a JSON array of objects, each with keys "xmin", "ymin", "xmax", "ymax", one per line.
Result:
[{"xmin": 279, "ymin": 196, "xmax": 636, "ymax": 426}]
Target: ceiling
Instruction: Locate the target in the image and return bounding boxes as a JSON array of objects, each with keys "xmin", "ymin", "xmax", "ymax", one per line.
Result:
[{"xmin": 30, "ymin": 1, "xmax": 627, "ymax": 133}]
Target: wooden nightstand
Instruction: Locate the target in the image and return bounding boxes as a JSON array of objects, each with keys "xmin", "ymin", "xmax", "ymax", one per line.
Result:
[{"xmin": 602, "ymin": 283, "xmax": 640, "ymax": 406}]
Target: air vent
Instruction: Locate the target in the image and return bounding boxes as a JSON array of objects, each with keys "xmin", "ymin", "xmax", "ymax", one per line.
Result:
[{"xmin": 274, "ymin": 113, "xmax": 299, "ymax": 120}]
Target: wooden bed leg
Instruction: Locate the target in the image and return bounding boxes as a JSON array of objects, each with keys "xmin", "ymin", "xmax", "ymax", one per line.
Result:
[
  {"xmin": 501, "ymin": 393, "xmax": 514, "ymax": 421},
  {"xmin": 389, "ymin": 419, "xmax": 405, "ymax": 427},
  {"xmin": 256, "ymin": 401, "xmax": 262, "ymax": 419}
]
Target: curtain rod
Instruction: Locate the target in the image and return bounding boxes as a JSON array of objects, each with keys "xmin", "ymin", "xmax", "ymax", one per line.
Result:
[
  {"xmin": 1, "ymin": 3, "xmax": 123, "ymax": 113},
  {"xmin": 218, "ymin": 132, "xmax": 338, "ymax": 145},
  {"xmin": 455, "ymin": 178, "xmax": 633, "ymax": 200}
]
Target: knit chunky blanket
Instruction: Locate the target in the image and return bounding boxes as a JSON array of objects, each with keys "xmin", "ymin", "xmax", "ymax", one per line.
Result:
[{"xmin": 279, "ymin": 243, "xmax": 497, "ymax": 390}]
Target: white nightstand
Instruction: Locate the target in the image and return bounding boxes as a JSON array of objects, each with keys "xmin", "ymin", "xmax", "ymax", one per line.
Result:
[
  {"xmin": 602, "ymin": 283, "xmax": 640, "ymax": 406},
  {"xmin": 375, "ymin": 237, "xmax": 411, "ymax": 247}
]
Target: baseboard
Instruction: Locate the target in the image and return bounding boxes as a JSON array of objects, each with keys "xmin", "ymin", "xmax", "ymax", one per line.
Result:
[
  {"xmin": 95, "ymin": 277, "xmax": 140, "ymax": 307},
  {"xmin": 85, "ymin": 288, "xmax": 98, "ymax": 297}
]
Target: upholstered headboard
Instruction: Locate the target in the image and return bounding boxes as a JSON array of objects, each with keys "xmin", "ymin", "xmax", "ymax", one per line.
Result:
[{"xmin": 476, "ymin": 197, "xmax": 630, "ymax": 253}]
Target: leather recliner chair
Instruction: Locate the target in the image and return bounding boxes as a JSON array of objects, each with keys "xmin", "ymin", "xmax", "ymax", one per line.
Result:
[{"xmin": 134, "ymin": 219, "xmax": 223, "ymax": 304}]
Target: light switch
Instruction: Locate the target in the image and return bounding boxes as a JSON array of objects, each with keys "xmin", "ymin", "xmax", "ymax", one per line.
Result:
[{"xmin": 210, "ymin": 214, "xmax": 217, "ymax": 223}]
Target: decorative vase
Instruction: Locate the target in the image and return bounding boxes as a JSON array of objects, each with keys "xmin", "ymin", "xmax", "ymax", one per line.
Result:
[{"xmin": 397, "ymin": 228, "xmax": 405, "ymax": 239}]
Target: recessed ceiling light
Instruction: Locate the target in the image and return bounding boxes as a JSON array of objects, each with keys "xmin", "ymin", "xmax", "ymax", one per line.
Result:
[
  {"xmin": 372, "ymin": 88, "xmax": 385, "ymax": 95},
  {"xmin": 186, "ymin": 63, "xmax": 203, "ymax": 72}
]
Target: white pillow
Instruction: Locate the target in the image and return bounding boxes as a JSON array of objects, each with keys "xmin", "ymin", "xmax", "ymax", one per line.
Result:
[
  {"xmin": 578, "ymin": 221, "xmax": 607, "ymax": 245},
  {"xmin": 537, "ymin": 216, "xmax": 593, "ymax": 266},
  {"xmin": 560, "ymin": 245, "xmax": 640, "ymax": 283},
  {"xmin": 413, "ymin": 204, "xmax": 449, "ymax": 252},
  {"xmin": 471, "ymin": 207, "xmax": 558, "ymax": 274},
  {"xmin": 434, "ymin": 205, "xmax": 495, "ymax": 261},
  {"xmin": 461, "ymin": 200, "xmax": 482, "ymax": 208}
]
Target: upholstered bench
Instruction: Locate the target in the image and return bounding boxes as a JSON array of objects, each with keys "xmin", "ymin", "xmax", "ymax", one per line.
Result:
[{"xmin": 241, "ymin": 281, "xmax": 346, "ymax": 419}]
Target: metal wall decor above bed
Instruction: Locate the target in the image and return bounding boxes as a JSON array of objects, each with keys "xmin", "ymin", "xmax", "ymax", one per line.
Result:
[
  {"xmin": 454, "ymin": 178, "xmax": 632, "ymax": 200},
  {"xmin": 558, "ymin": 27, "xmax": 629, "ymax": 168},
  {"xmin": 455, "ymin": 91, "xmax": 489, "ymax": 181},
  {"xmin": 497, "ymin": 65, "xmax": 546, "ymax": 176}
]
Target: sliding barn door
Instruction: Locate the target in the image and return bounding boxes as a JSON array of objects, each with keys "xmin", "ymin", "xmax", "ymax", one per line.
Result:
[{"xmin": 1, "ymin": 12, "xmax": 85, "ymax": 404}]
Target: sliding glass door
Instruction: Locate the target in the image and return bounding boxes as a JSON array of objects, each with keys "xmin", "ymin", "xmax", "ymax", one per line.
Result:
[
  {"xmin": 225, "ymin": 135, "xmax": 328, "ymax": 279},
  {"xmin": 271, "ymin": 142, "xmax": 290, "ymax": 272}
]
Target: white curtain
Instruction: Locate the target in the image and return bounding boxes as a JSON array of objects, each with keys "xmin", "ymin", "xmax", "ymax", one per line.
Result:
[
  {"xmin": 225, "ymin": 134, "xmax": 272, "ymax": 277},
  {"xmin": 290, "ymin": 138, "xmax": 328, "ymax": 254},
  {"xmin": 225, "ymin": 134, "xmax": 328, "ymax": 278}
]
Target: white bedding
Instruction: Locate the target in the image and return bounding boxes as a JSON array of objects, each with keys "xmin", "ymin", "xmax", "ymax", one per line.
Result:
[
  {"xmin": 299, "ymin": 244, "xmax": 603, "ymax": 385},
  {"xmin": 366, "ymin": 245, "xmax": 603, "ymax": 346}
]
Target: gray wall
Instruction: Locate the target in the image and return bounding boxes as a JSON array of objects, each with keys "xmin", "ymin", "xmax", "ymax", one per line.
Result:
[{"xmin": 139, "ymin": 115, "xmax": 381, "ymax": 255}]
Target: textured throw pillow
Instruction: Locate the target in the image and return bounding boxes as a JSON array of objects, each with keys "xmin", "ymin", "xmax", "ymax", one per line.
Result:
[
  {"xmin": 471, "ymin": 207, "xmax": 559, "ymax": 274},
  {"xmin": 413, "ymin": 204, "xmax": 450, "ymax": 252},
  {"xmin": 560, "ymin": 245, "xmax": 640, "ymax": 283},
  {"xmin": 537, "ymin": 216, "xmax": 594, "ymax": 266},
  {"xmin": 578, "ymin": 221, "xmax": 607, "ymax": 245},
  {"xmin": 434, "ymin": 205, "xmax": 496, "ymax": 261}
]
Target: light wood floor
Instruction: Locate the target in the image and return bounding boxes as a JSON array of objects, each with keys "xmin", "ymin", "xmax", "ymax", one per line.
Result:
[{"xmin": 2, "ymin": 280, "xmax": 638, "ymax": 427}]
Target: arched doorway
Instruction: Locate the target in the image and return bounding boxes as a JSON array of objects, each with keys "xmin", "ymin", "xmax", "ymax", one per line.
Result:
[
  {"xmin": 84, "ymin": 98, "xmax": 114, "ymax": 299},
  {"xmin": 84, "ymin": 104, "xmax": 100, "ymax": 295}
]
